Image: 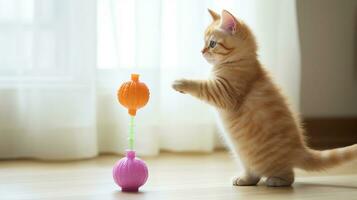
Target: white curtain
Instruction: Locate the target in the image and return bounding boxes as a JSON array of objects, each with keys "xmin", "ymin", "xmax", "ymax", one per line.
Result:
[{"xmin": 0, "ymin": 0, "xmax": 300, "ymax": 160}]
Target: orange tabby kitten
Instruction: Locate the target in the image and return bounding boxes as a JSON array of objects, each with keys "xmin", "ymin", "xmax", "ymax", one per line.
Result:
[{"xmin": 172, "ymin": 9, "xmax": 357, "ymax": 187}]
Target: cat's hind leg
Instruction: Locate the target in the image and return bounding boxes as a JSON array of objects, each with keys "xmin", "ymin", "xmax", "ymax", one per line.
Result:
[{"xmin": 266, "ymin": 169, "xmax": 294, "ymax": 187}]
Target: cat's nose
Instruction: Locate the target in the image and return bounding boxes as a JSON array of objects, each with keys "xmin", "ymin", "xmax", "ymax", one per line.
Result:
[{"xmin": 201, "ymin": 48, "xmax": 208, "ymax": 54}]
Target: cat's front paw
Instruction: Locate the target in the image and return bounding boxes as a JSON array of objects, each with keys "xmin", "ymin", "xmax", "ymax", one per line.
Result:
[
  {"xmin": 172, "ymin": 79, "xmax": 190, "ymax": 93},
  {"xmin": 232, "ymin": 175, "xmax": 260, "ymax": 186}
]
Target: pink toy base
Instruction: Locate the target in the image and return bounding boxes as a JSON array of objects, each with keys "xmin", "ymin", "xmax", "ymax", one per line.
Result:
[{"xmin": 112, "ymin": 150, "xmax": 148, "ymax": 192}]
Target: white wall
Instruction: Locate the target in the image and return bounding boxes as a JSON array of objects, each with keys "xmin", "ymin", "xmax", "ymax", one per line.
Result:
[{"xmin": 297, "ymin": 0, "xmax": 357, "ymax": 117}]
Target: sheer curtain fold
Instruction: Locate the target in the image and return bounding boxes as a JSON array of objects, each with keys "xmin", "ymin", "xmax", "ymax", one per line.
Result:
[
  {"xmin": 0, "ymin": 0, "xmax": 98, "ymax": 159},
  {"xmin": 0, "ymin": 0, "xmax": 301, "ymax": 160}
]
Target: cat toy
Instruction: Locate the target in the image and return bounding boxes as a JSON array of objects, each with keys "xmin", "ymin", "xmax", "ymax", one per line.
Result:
[{"xmin": 112, "ymin": 74, "xmax": 149, "ymax": 192}]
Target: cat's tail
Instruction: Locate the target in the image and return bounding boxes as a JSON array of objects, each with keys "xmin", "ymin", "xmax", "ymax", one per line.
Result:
[{"xmin": 296, "ymin": 144, "xmax": 357, "ymax": 171}]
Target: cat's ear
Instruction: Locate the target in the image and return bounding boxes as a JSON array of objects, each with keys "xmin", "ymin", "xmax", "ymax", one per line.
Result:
[
  {"xmin": 208, "ymin": 8, "xmax": 220, "ymax": 21},
  {"xmin": 220, "ymin": 10, "xmax": 237, "ymax": 34}
]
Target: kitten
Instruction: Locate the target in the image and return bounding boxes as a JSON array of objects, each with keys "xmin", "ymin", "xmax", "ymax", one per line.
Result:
[{"xmin": 172, "ymin": 9, "xmax": 357, "ymax": 187}]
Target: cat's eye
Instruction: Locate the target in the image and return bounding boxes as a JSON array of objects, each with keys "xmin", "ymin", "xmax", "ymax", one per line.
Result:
[{"xmin": 209, "ymin": 40, "xmax": 217, "ymax": 48}]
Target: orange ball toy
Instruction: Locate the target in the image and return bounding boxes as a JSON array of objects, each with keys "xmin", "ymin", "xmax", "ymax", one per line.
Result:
[{"xmin": 117, "ymin": 74, "xmax": 150, "ymax": 116}]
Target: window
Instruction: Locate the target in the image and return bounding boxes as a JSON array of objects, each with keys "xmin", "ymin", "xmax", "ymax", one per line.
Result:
[
  {"xmin": 97, "ymin": 0, "xmax": 136, "ymax": 69},
  {"xmin": 0, "ymin": 0, "xmax": 71, "ymax": 80}
]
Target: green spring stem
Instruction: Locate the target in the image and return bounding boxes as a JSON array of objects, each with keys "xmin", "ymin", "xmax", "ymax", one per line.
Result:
[{"xmin": 129, "ymin": 116, "xmax": 135, "ymax": 150}]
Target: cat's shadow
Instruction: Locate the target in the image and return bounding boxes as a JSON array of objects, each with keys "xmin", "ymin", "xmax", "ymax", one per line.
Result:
[
  {"xmin": 256, "ymin": 181, "xmax": 357, "ymax": 191},
  {"xmin": 294, "ymin": 182, "xmax": 357, "ymax": 190},
  {"xmin": 110, "ymin": 182, "xmax": 357, "ymax": 199}
]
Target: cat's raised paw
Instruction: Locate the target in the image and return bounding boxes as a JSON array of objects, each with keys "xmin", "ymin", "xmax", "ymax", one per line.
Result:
[{"xmin": 172, "ymin": 79, "xmax": 190, "ymax": 93}]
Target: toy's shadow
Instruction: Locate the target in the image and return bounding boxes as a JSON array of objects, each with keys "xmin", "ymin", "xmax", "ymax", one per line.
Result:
[{"xmin": 112, "ymin": 190, "xmax": 148, "ymax": 200}]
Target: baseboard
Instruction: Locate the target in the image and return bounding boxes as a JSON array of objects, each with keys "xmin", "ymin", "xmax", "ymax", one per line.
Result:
[{"xmin": 303, "ymin": 117, "xmax": 357, "ymax": 150}]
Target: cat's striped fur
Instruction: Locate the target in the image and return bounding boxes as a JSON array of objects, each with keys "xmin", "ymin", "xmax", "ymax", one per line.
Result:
[{"xmin": 172, "ymin": 9, "xmax": 357, "ymax": 187}]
